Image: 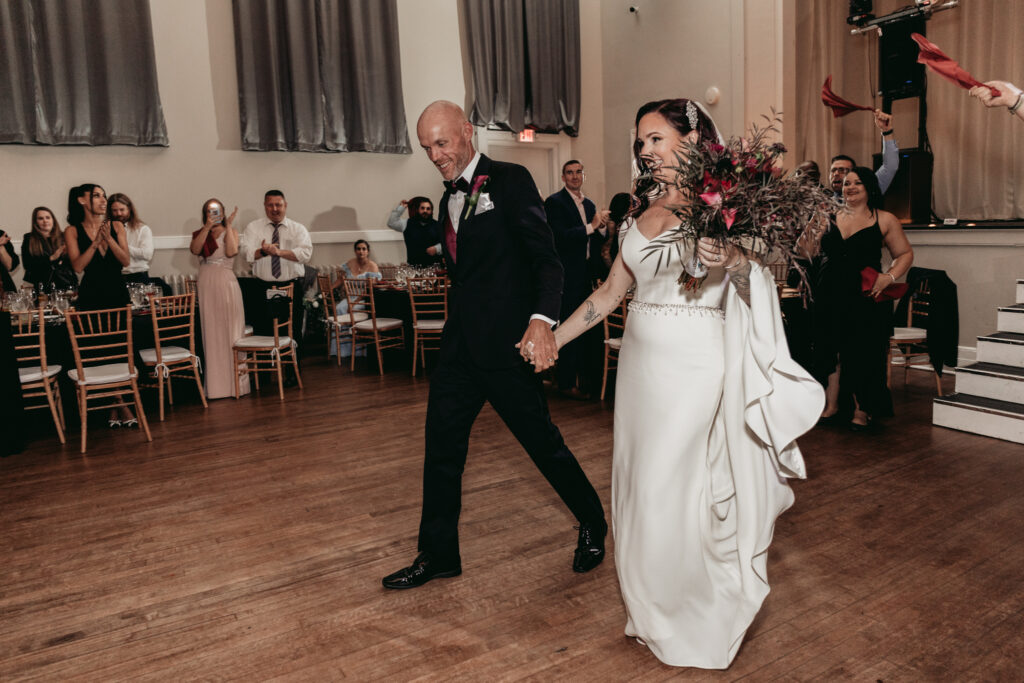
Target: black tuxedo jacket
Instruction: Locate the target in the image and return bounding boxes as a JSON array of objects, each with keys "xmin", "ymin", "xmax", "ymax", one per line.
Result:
[
  {"xmin": 439, "ymin": 155, "xmax": 563, "ymax": 369},
  {"xmin": 544, "ymin": 188, "xmax": 597, "ymax": 298}
]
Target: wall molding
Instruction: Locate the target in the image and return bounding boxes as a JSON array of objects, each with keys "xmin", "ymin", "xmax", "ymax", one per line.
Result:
[
  {"xmin": 906, "ymin": 229, "xmax": 1024, "ymax": 248},
  {"xmin": 11, "ymin": 228, "xmax": 403, "ymax": 253}
]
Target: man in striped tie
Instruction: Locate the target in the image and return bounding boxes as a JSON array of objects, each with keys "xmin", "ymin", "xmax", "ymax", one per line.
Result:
[{"xmin": 242, "ymin": 190, "xmax": 313, "ymax": 379}]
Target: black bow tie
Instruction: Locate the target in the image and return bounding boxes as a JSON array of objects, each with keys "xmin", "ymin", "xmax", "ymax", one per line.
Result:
[{"xmin": 444, "ymin": 177, "xmax": 471, "ymax": 194}]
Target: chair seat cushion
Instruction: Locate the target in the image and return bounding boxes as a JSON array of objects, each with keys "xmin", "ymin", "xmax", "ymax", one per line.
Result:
[
  {"xmin": 68, "ymin": 362, "xmax": 137, "ymax": 385},
  {"xmin": 139, "ymin": 346, "xmax": 193, "ymax": 364},
  {"xmin": 328, "ymin": 311, "xmax": 369, "ymax": 325},
  {"xmin": 892, "ymin": 326, "xmax": 927, "ymax": 341},
  {"xmin": 234, "ymin": 335, "xmax": 292, "ymax": 349},
  {"xmin": 354, "ymin": 318, "xmax": 403, "ymax": 331},
  {"xmin": 605, "ymin": 337, "xmax": 623, "ymax": 349},
  {"xmin": 414, "ymin": 319, "xmax": 446, "ymax": 331},
  {"xmin": 19, "ymin": 365, "xmax": 62, "ymax": 383}
]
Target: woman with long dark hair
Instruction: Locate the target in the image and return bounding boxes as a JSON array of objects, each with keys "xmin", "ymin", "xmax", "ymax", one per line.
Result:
[
  {"xmin": 64, "ymin": 184, "xmax": 130, "ymax": 311},
  {"xmin": 552, "ymin": 99, "xmax": 823, "ymax": 668},
  {"xmin": 21, "ymin": 207, "xmax": 76, "ymax": 293}
]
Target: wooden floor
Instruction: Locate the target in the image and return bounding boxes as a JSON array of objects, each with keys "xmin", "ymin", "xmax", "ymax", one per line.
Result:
[{"xmin": 2, "ymin": 352, "xmax": 1023, "ymax": 681}]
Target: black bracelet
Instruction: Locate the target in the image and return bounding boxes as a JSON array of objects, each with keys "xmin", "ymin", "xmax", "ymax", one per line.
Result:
[{"xmin": 881, "ymin": 129, "xmax": 894, "ymax": 136}]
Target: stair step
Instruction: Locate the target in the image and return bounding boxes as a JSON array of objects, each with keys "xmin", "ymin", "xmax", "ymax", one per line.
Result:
[
  {"xmin": 933, "ymin": 393, "xmax": 1024, "ymax": 444},
  {"xmin": 977, "ymin": 332, "xmax": 1024, "ymax": 367},
  {"xmin": 956, "ymin": 363, "xmax": 1024, "ymax": 404},
  {"xmin": 997, "ymin": 305, "xmax": 1024, "ymax": 333}
]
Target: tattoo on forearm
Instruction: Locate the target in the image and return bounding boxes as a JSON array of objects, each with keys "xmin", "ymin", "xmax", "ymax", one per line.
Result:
[
  {"xmin": 729, "ymin": 261, "xmax": 752, "ymax": 306},
  {"xmin": 583, "ymin": 300, "xmax": 599, "ymax": 327}
]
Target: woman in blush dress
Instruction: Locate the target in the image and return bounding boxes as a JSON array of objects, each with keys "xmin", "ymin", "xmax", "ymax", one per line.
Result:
[
  {"xmin": 190, "ymin": 198, "xmax": 249, "ymax": 399},
  {"xmin": 552, "ymin": 99, "xmax": 824, "ymax": 669}
]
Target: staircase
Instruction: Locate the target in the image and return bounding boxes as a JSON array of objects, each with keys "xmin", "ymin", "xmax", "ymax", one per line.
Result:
[{"xmin": 933, "ymin": 279, "xmax": 1024, "ymax": 444}]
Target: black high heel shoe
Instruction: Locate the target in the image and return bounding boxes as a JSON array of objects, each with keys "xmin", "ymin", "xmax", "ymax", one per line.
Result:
[{"xmin": 848, "ymin": 418, "xmax": 882, "ymax": 434}]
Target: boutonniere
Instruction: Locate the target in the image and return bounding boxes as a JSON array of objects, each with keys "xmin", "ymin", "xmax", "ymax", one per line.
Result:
[{"xmin": 463, "ymin": 175, "xmax": 491, "ymax": 220}]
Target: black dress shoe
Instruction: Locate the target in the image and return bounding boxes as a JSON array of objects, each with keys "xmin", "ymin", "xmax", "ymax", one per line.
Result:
[
  {"xmin": 849, "ymin": 419, "xmax": 883, "ymax": 434},
  {"xmin": 381, "ymin": 553, "xmax": 461, "ymax": 589},
  {"xmin": 816, "ymin": 413, "xmax": 841, "ymax": 427},
  {"xmin": 572, "ymin": 520, "xmax": 607, "ymax": 573}
]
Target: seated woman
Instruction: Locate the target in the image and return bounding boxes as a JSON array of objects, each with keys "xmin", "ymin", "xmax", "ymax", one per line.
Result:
[
  {"xmin": 191, "ymin": 199, "xmax": 250, "ymax": 400},
  {"xmin": 818, "ymin": 167, "xmax": 913, "ymax": 431},
  {"xmin": 330, "ymin": 239, "xmax": 382, "ymax": 358},
  {"xmin": 21, "ymin": 207, "xmax": 78, "ymax": 294},
  {"xmin": 0, "ymin": 228, "xmax": 20, "ymax": 294},
  {"xmin": 108, "ymin": 193, "xmax": 171, "ymax": 295}
]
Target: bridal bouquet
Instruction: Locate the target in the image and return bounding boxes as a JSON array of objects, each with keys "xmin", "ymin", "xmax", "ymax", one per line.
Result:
[{"xmin": 640, "ymin": 110, "xmax": 838, "ymax": 290}]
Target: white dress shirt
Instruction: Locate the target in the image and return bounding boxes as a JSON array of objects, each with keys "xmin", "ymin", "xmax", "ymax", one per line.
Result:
[
  {"xmin": 122, "ymin": 224, "xmax": 154, "ymax": 274},
  {"xmin": 242, "ymin": 216, "xmax": 313, "ymax": 281}
]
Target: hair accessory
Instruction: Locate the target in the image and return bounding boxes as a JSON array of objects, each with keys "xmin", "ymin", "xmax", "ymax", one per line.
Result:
[{"xmin": 686, "ymin": 100, "xmax": 698, "ymax": 132}]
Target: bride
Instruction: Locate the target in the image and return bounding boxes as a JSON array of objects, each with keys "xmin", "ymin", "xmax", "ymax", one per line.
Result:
[{"xmin": 553, "ymin": 99, "xmax": 824, "ymax": 669}]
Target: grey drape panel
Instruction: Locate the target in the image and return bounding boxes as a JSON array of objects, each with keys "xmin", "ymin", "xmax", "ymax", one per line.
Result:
[
  {"xmin": 232, "ymin": 0, "xmax": 411, "ymax": 154},
  {"xmin": 0, "ymin": 0, "xmax": 168, "ymax": 146},
  {"xmin": 461, "ymin": 0, "xmax": 581, "ymax": 136}
]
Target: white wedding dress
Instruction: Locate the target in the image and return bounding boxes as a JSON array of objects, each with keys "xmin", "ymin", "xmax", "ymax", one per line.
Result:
[{"xmin": 613, "ymin": 220, "xmax": 824, "ymax": 669}]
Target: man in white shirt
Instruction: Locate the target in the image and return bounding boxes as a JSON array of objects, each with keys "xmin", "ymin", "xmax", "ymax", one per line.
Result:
[
  {"xmin": 242, "ymin": 190, "xmax": 313, "ymax": 357},
  {"xmin": 108, "ymin": 192, "xmax": 171, "ymax": 295}
]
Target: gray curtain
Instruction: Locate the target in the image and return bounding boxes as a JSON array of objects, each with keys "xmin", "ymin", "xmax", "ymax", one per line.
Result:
[
  {"xmin": 461, "ymin": 0, "xmax": 581, "ymax": 136},
  {"xmin": 0, "ymin": 0, "xmax": 168, "ymax": 146},
  {"xmin": 233, "ymin": 0, "xmax": 411, "ymax": 154}
]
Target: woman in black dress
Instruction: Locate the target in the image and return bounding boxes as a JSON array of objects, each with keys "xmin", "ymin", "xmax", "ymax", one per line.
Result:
[
  {"xmin": 21, "ymin": 207, "xmax": 77, "ymax": 293},
  {"xmin": 0, "ymin": 228, "xmax": 19, "ymax": 294},
  {"xmin": 63, "ymin": 184, "xmax": 135, "ymax": 427},
  {"xmin": 64, "ymin": 184, "xmax": 130, "ymax": 311},
  {"xmin": 819, "ymin": 167, "xmax": 914, "ymax": 430}
]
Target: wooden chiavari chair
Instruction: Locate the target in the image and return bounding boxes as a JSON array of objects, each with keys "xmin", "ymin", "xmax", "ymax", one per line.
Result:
[
  {"xmin": 407, "ymin": 276, "xmax": 448, "ymax": 376},
  {"xmin": 11, "ymin": 307, "xmax": 65, "ymax": 444},
  {"xmin": 140, "ymin": 293, "xmax": 207, "ymax": 421},
  {"xmin": 341, "ymin": 277, "xmax": 404, "ymax": 375},
  {"xmin": 65, "ymin": 306, "xmax": 152, "ymax": 453},
  {"xmin": 316, "ymin": 272, "xmax": 369, "ymax": 366},
  {"xmin": 889, "ymin": 279, "xmax": 942, "ymax": 395},
  {"xmin": 601, "ymin": 295, "xmax": 630, "ymax": 401},
  {"xmin": 232, "ymin": 283, "xmax": 302, "ymax": 400}
]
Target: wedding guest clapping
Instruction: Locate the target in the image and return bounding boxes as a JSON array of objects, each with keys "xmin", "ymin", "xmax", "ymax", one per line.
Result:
[
  {"xmin": 191, "ymin": 199, "xmax": 250, "ymax": 400},
  {"xmin": 65, "ymin": 184, "xmax": 130, "ymax": 311},
  {"xmin": 970, "ymin": 80, "xmax": 1024, "ymax": 121},
  {"xmin": 21, "ymin": 207, "xmax": 77, "ymax": 293}
]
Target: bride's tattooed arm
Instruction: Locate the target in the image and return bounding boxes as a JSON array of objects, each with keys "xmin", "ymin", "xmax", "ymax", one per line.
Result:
[
  {"xmin": 554, "ymin": 255, "xmax": 635, "ymax": 350},
  {"xmin": 727, "ymin": 259, "xmax": 752, "ymax": 306}
]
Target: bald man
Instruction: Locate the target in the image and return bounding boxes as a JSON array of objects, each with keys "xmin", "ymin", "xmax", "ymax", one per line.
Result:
[{"xmin": 382, "ymin": 102, "xmax": 607, "ymax": 589}]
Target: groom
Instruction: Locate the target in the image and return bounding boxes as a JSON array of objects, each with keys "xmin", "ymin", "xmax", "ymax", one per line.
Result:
[{"xmin": 382, "ymin": 101, "xmax": 607, "ymax": 589}]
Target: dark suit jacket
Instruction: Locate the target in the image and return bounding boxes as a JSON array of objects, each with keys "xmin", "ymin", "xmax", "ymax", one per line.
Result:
[
  {"xmin": 439, "ymin": 155, "xmax": 563, "ymax": 370},
  {"xmin": 544, "ymin": 188, "xmax": 596, "ymax": 305}
]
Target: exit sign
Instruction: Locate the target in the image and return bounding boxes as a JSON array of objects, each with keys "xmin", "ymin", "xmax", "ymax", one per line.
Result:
[{"xmin": 518, "ymin": 129, "xmax": 535, "ymax": 143}]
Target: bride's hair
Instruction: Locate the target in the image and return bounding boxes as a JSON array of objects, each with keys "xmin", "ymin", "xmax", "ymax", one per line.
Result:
[{"xmin": 629, "ymin": 98, "xmax": 719, "ymax": 218}]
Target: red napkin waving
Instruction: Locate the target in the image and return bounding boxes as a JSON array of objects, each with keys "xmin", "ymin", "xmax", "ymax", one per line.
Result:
[
  {"xmin": 821, "ymin": 75, "xmax": 875, "ymax": 118},
  {"xmin": 911, "ymin": 33, "xmax": 999, "ymax": 97},
  {"xmin": 861, "ymin": 267, "xmax": 908, "ymax": 302}
]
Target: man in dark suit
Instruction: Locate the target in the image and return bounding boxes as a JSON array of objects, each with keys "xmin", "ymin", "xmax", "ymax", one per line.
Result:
[
  {"xmin": 382, "ymin": 101, "xmax": 607, "ymax": 589},
  {"xmin": 545, "ymin": 160, "xmax": 608, "ymax": 399}
]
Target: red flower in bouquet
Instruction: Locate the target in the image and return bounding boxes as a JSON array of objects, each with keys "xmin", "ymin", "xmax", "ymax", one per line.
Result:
[{"xmin": 638, "ymin": 110, "xmax": 838, "ymax": 289}]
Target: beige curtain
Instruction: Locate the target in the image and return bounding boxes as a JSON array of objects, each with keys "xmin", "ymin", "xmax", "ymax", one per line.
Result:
[{"xmin": 794, "ymin": 0, "xmax": 1023, "ymax": 220}]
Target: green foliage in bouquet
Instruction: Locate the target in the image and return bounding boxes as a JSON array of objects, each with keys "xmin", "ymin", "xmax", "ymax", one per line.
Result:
[{"xmin": 639, "ymin": 110, "xmax": 839, "ymax": 289}]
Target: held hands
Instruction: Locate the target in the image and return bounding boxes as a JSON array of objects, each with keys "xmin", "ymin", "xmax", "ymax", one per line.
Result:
[
  {"xmin": 515, "ymin": 318, "xmax": 558, "ymax": 373},
  {"xmin": 696, "ymin": 237, "xmax": 744, "ymax": 270},
  {"xmin": 970, "ymin": 80, "xmax": 1021, "ymax": 108},
  {"xmin": 426, "ymin": 246, "xmax": 438, "ymax": 256}
]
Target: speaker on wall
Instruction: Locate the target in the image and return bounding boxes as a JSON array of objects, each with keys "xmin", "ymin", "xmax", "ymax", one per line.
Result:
[
  {"xmin": 874, "ymin": 148, "xmax": 933, "ymax": 224},
  {"xmin": 879, "ymin": 18, "xmax": 927, "ymax": 99}
]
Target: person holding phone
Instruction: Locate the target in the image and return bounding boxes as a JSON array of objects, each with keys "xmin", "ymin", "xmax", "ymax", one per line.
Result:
[{"xmin": 191, "ymin": 198, "xmax": 250, "ymax": 399}]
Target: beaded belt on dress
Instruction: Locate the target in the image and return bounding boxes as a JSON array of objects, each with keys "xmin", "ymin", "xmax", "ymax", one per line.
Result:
[{"xmin": 628, "ymin": 300, "xmax": 723, "ymax": 317}]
